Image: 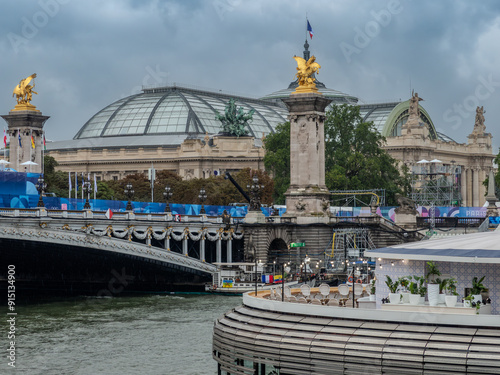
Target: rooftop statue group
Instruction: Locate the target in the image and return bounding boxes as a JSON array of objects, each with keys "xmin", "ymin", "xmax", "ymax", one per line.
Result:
[
  {"xmin": 13, "ymin": 73, "xmax": 38, "ymax": 106},
  {"xmin": 215, "ymin": 98, "xmax": 254, "ymax": 138}
]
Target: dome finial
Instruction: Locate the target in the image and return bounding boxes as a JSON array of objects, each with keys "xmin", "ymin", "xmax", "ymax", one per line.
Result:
[{"xmin": 303, "ymin": 39, "xmax": 310, "ymax": 61}]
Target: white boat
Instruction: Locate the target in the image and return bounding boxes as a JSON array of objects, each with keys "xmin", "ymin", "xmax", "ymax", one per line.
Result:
[{"xmin": 205, "ymin": 262, "xmax": 297, "ymax": 295}]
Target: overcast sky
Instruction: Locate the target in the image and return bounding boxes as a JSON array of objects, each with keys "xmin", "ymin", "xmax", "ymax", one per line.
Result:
[{"xmin": 1, "ymin": 0, "xmax": 500, "ymax": 151}]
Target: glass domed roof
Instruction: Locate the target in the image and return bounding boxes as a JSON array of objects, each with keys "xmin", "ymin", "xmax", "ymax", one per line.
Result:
[{"xmin": 73, "ymin": 85, "xmax": 288, "ymax": 143}]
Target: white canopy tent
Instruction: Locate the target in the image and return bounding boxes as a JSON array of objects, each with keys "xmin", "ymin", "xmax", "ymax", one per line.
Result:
[{"xmin": 366, "ymin": 230, "xmax": 500, "ymax": 264}]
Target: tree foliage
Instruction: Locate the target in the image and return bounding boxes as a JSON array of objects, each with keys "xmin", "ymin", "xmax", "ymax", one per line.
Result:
[
  {"xmin": 263, "ymin": 122, "xmax": 290, "ymax": 204},
  {"xmin": 43, "ymin": 155, "xmax": 274, "ymax": 206},
  {"xmin": 263, "ymin": 105, "xmax": 405, "ymax": 205},
  {"xmin": 324, "ymin": 104, "xmax": 403, "ymax": 205},
  {"xmin": 482, "ymin": 150, "xmax": 500, "ymax": 198}
]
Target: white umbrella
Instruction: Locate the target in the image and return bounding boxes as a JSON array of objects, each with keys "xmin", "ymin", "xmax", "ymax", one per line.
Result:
[
  {"xmin": 0, "ymin": 159, "xmax": 9, "ymax": 171},
  {"xmin": 430, "ymin": 159, "xmax": 442, "ymax": 163},
  {"xmin": 416, "ymin": 159, "xmax": 429, "ymax": 164},
  {"xmin": 20, "ymin": 160, "xmax": 38, "ymax": 172}
]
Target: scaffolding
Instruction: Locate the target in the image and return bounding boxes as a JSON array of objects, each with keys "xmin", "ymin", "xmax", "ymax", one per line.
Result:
[
  {"xmin": 411, "ymin": 161, "xmax": 462, "ymax": 206},
  {"xmin": 324, "ymin": 228, "xmax": 376, "ymax": 274},
  {"xmin": 329, "ymin": 189, "xmax": 386, "ymax": 208}
]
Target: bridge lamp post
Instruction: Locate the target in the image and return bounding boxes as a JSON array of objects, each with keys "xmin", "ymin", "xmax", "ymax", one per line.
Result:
[
  {"xmin": 124, "ymin": 183, "xmax": 135, "ymax": 211},
  {"xmin": 36, "ymin": 175, "xmax": 47, "ymax": 208},
  {"xmin": 163, "ymin": 185, "xmax": 173, "ymax": 212},
  {"xmin": 198, "ymin": 187, "xmax": 207, "ymax": 215},
  {"xmin": 82, "ymin": 179, "xmax": 92, "ymax": 209},
  {"xmin": 247, "ymin": 174, "xmax": 264, "ymax": 211}
]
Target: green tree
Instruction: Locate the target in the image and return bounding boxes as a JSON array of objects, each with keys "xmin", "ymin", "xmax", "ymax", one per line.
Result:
[
  {"xmin": 43, "ymin": 155, "xmax": 70, "ymax": 197},
  {"xmin": 325, "ymin": 104, "xmax": 403, "ymax": 205},
  {"xmin": 263, "ymin": 122, "xmax": 290, "ymax": 204},
  {"xmin": 482, "ymin": 149, "xmax": 500, "ymax": 198},
  {"xmin": 263, "ymin": 105, "xmax": 404, "ymax": 205}
]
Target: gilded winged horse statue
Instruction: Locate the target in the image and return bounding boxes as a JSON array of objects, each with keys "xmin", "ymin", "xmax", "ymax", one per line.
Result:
[
  {"xmin": 293, "ymin": 56, "xmax": 321, "ymax": 93},
  {"xmin": 13, "ymin": 73, "xmax": 38, "ymax": 105}
]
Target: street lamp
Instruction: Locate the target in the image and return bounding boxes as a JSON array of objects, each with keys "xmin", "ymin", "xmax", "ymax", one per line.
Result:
[
  {"xmin": 36, "ymin": 175, "xmax": 47, "ymax": 208},
  {"xmin": 82, "ymin": 178, "xmax": 91, "ymax": 209},
  {"xmin": 163, "ymin": 185, "xmax": 173, "ymax": 212},
  {"xmin": 304, "ymin": 255, "xmax": 311, "ymax": 282},
  {"xmin": 198, "ymin": 187, "xmax": 207, "ymax": 214},
  {"xmin": 124, "ymin": 183, "xmax": 134, "ymax": 211}
]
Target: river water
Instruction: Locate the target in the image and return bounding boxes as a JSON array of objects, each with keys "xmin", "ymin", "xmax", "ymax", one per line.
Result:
[{"xmin": 4, "ymin": 294, "xmax": 242, "ymax": 375}]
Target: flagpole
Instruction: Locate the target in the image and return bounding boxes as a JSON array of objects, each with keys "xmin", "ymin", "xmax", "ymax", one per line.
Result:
[
  {"xmin": 306, "ymin": 15, "xmax": 308, "ymax": 41},
  {"xmin": 69, "ymin": 172, "xmax": 71, "ymax": 199},
  {"xmin": 41, "ymin": 131, "xmax": 44, "ymax": 177}
]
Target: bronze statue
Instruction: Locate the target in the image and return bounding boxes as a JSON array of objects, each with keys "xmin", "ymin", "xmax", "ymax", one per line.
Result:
[
  {"xmin": 215, "ymin": 98, "xmax": 254, "ymax": 138},
  {"xmin": 293, "ymin": 55, "xmax": 321, "ymax": 93},
  {"xmin": 13, "ymin": 74, "xmax": 38, "ymax": 105}
]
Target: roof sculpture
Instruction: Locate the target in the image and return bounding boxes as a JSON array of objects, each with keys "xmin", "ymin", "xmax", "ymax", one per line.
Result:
[{"xmin": 215, "ymin": 98, "xmax": 254, "ymax": 137}]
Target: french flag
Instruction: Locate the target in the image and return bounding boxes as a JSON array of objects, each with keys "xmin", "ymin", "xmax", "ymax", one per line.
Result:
[
  {"xmin": 261, "ymin": 275, "xmax": 274, "ymax": 284},
  {"xmin": 307, "ymin": 20, "xmax": 314, "ymax": 39}
]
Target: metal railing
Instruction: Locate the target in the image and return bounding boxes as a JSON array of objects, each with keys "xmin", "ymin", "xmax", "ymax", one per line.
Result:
[{"xmin": 416, "ymin": 216, "xmax": 483, "ymax": 228}]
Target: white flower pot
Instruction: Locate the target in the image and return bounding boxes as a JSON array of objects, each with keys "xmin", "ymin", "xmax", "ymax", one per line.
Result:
[
  {"xmin": 428, "ymin": 283, "xmax": 439, "ymax": 306},
  {"xmin": 409, "ymin": 294, "xmax": 421, "ymax": 305},
  {"xmin": 438, "ymin": 293, "xmax": 446, "ymax": 305},
  {"xmin": 420, "ymin": 296, "xmax": 425, "ymax": 304},
  {"xmin": 401, "ymin": 292, "xmax": 410, "ymax": 304},
  {"xmin": 445, "ymin": 295, "xmax": 457, "ymax": 307},
  {"xmin": 464, "ymin": 300, "xmax": 472, "ymax": 308},
  {"xmin": 389, "ymin": 293, "xmax": 401, "ymax": 304},
  {"xmin": 472, "ymin": 294, "xmax": 482, "ymax": 304},
  {"xmin": 369, "ymin": 294, "xmax": 376, "ymax": 301}
]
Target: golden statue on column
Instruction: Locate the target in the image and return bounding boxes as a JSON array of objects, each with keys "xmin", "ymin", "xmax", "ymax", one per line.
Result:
[
  {"xmin": 12, "ymin": 73, "xmax": 39, "ymax": 111},
  {"xmin": 292, "ymin": 56, "xmax": 321, "ymax": 94}
]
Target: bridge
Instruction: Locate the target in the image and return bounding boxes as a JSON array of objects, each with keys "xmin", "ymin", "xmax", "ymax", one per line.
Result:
[{"xmin": 0, "ymin": 208, "xmax": 244, "ymax": 298}]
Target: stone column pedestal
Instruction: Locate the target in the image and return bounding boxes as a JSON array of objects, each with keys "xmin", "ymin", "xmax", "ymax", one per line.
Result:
[
  {"xmin": 2, "ymin": 110, "xmax": 49, "ymax": 174},
  {"xmin": 245, "ymin": 210, "xmax": 266, "ymax": 224},
  {"xmin": 394, "ymin": 212, "xmax": 417, "ymax": 230},
  {"xmin": 281, "ymin": 93, "xmax": 332, "ymax": 224}
]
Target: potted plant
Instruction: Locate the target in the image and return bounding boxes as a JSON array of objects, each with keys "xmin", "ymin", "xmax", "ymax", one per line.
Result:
[
  {"xmin": 416, "ymin": 276, "xmax": 427, "ymax": 304},
  {"xmin": 471, "ymin": 276, "xmax": 486, "ymax": 304},
  {"xmin": 385, "ymin": 275, "xmax": 400, "ymax": 304},
  {"xmin": 426, "ymin": 261, "xmax": 441, "ymax": 306},
  {"xmin": 369, "ymin": 279, "xmax": 376, "ymax": 301},
  {"xmin": 463, "ymin": 294, "xmax": 474, "ymax": 308},
  {"xmin": 445, "ymin": 278, "xmax": 458, "ymax": 307},
  {"xmin": 398, "ymin": 276, "xmax": 411, "ymax": 304},
  {"xmin": 408, "ymin": 277, "xmax": 421, "ymax": 305},
  {"xmin": 463, "ymin": 294, "xmax": 481, "ymax": 313},
  {"xmin": 436, "ymin": 278, "xmax": 448, "ymax": 305}
]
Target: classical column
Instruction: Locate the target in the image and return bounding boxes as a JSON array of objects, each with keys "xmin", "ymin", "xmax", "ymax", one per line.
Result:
[
  {"xmin": 216, "ymin": 238, "xmax": 222, "ymax": 263},
  {"xmin": 478, "ymin": 169, "xmax": 487, "ymax": 206},
  {"xmin": 460, "ymin": 167, "xmax": 467, "ymax": 207},
  {"xmin": 200, "ymin": 237, "xmax": 205, "ymax": 262},
  {"xmin": 227, "ymin": 238, "xmax": 232, "ymax": 264},
  {"xmin": 466, "ymin": 168, "xmax": 473, "ymax": 207},
  {"xmin": 473, "ymin": 168, "xmax": 480, "ymax": 207}
]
